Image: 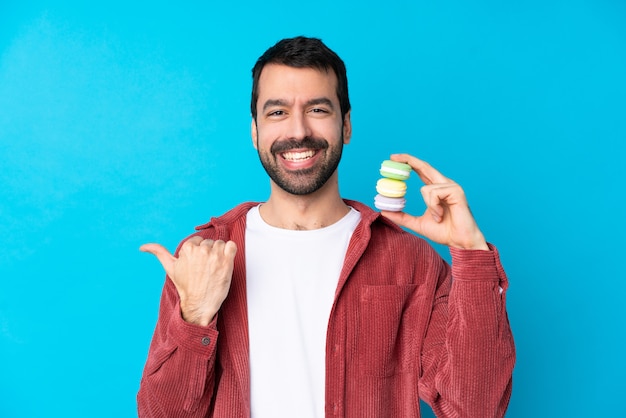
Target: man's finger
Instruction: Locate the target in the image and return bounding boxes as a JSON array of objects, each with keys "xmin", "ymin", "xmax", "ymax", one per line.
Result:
[
  {"xmin": 420, "ymin": 184, "xmax": 451, "ymax": 221},
  {"xmin": 140, "ymin": 243, "xmax": 176, "ymax": 277},
  {"xmin": 380, "ymin": 210, "xmax": 428, "ymax": 236},
  {"xmin": 209, "ymin": 240, "xmax": 238, "ymax": 261},
  {"xmin": 390, "ymin": 153, "xmax": 449, "ymax": 185},
  {"xmin": 223, "ymin": 241, "xmax": 238, "ymax": 259},
  {"xmin": 199, "ymin": 239, "xmax": 216, "ymax": 248}
]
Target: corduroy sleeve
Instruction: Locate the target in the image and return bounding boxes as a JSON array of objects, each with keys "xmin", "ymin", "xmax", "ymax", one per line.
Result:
[
  {"xmin": 137, "ymin": 275, "xmax": 219, "ymax": 418},
  {"xmin": 418, "ymin": 244, "xmax": 515, "ymax": 418}
]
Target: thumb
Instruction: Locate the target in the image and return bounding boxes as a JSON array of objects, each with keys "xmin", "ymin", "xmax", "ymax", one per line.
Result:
[
  {"xmin": 380, "ymin": 210, "xmax": 429, "ymax": 236},
  {"xmin": 140, "ymin": 243, "xmax": 176, "ymax": 277}
]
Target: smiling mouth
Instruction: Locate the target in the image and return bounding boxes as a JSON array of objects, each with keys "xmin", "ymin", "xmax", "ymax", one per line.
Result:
[{"xmin": 281, "ymin": 150, "xmax": 316, "ymax": 162}]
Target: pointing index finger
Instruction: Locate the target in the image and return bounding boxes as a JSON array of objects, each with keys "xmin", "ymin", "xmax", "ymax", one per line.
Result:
[{"xmin": 390, "ymin": 153, "xmax": 450, "ymax": 185}]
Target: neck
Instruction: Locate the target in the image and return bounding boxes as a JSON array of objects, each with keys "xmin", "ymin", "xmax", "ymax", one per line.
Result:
[{"xmin": 259, "ymin": 175, "xmax": 349, "ymax": 230}]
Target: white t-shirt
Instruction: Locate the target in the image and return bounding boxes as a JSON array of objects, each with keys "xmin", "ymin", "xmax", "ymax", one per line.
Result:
[{"xmin": 245, "ymin": 205, "xmax": 361, "ymax": 418}]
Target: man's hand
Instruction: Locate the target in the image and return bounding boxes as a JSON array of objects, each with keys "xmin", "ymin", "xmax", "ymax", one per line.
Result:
[
  {"xmin": 140, "ymin": 237, "xmax": 237, "ymax": 326},
  {"xmin": 380, "ymin": 153, "xmax": 489, "ymax": 250}
]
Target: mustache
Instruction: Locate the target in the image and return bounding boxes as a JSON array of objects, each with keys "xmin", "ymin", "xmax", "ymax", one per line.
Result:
[{"xmin": 270, "ymin": 137, "xmax": 329, "ymax": 154}]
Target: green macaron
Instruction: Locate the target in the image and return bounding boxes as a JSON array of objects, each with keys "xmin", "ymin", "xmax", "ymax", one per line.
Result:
[{"xmin": 379, "ymin": 160, "xmax": 412, "ymax": 181}]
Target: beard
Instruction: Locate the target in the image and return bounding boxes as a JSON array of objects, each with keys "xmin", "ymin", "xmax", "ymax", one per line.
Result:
[{"xmin": 257, "ymin": 135, "xmax": 344, "ymax": 196}]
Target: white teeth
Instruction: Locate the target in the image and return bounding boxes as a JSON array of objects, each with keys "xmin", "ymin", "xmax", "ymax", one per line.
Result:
[{"xmin": 282, "ymin": 150, "xmax": 315, "ymax": 161}]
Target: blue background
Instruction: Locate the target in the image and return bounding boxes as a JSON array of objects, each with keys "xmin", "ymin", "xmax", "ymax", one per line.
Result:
[{"xmin": 1, "ymin": 1, "xmax": 625, "ymax": 417}]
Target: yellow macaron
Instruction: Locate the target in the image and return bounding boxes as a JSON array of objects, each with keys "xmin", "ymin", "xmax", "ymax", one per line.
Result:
[{"xmin": 376, "ymin": 178, "xmax": 407, "ymax": 198}]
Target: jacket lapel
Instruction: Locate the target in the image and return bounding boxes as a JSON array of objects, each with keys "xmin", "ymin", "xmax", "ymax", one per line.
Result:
[{"xmin": 216, "ymin": 215, "xmax": 251, "ymax": 411}]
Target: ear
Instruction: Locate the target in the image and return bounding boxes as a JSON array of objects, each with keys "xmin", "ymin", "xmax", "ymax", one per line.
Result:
[
  {"xmin": 251, "ymin": 118, "xmax": 258, "ymax": 149},
  {"xmin": 342, "ymin": 111, "xmax": 352, "ymax": 144}
]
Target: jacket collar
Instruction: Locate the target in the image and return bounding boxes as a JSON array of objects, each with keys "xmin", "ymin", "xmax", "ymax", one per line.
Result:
[{"xmin": 195, "ymin": 199, "xmax": 400, "ymax": 233}]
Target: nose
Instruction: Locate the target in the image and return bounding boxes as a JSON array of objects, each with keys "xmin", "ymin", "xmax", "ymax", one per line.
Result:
[{"xmin": 287, "ymin": 112, "xmax": 312, "ymax": 140}]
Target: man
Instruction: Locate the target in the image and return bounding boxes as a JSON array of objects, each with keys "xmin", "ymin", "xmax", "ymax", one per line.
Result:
[{"xmin": 137, "ymin": 36, "xmax": 515, "ymax": 417}]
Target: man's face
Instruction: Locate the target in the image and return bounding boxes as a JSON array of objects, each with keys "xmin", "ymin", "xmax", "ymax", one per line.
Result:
[{"xmin": 252, "ymin": 64, "xmax": 351, "ymax": 195}]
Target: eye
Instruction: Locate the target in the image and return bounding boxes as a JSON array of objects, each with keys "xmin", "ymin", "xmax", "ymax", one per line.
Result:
[
  {"xmin": 268, "ymin": 110, "xmax": 285, "ymax": 117},
  {"xmin": 310, "ymin": 107, "xmax": 329, "ymax": 114}
]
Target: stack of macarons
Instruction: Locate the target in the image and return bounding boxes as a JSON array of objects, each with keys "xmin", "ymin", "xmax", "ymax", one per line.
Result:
[{"xmin": 374, "ymin": 160, "xmax": 412, "ymax": 212}]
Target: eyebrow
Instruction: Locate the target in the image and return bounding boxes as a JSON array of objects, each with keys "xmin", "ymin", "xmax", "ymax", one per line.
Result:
[{"xmin": 262, "ymin": 97, "xmax": 335, "ymax": 112}]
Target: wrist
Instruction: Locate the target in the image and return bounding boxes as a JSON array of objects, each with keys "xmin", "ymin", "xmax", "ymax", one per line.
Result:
[
  {"xmin": 180, "ymin": 300, "xmax": 216, "ymax": 327},
  {"xmin": 451, "ymin": 231, "xmax": 489, "ymax": 251}
]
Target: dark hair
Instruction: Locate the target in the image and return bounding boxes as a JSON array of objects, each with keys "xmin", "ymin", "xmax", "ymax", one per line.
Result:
[{"xmin": 250, "ymin": 36, "xmax": 351, "ymax": 120}]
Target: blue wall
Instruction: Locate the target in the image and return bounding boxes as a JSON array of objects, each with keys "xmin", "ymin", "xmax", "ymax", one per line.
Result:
[{"xmin": 1, "ymin": 1, "xmax": 624, "ymax": 417}]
